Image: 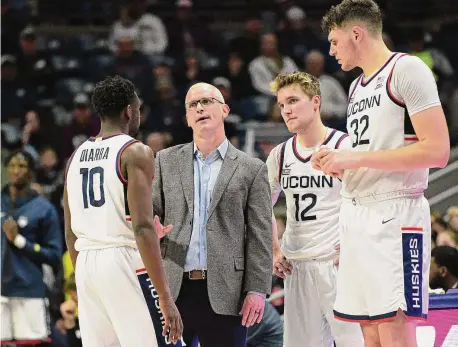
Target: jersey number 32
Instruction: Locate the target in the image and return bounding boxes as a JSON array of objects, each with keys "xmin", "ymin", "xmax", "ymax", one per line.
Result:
[{"xmin": 80, "ymin": 167, "xmax": 105, "ymax": 208}]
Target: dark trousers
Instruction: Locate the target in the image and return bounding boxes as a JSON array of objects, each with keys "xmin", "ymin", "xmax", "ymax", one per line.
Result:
[{"xmin": 176, "ymin": 278, "xmax": 247, "ymax": 347}]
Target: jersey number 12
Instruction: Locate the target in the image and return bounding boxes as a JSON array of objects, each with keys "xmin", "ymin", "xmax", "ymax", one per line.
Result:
[
  {"xmin": 293, "ymin": 193, "xmax": 317, "ymax": 221},
  {"xmin": 80, "ymin": 167, "xmax": 105, "ymax": 208}
]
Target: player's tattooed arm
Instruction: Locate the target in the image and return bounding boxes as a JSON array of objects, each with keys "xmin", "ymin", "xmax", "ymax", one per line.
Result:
[{"xmin": 63, "ymin": 185, "xmax": 78, "ymax": 268}]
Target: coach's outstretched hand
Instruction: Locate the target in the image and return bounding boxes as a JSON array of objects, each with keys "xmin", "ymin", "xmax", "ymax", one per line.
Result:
[
  {"xmin": 273, "ymin": 255, "xmax": 293, "ymax": 278},
  {"xmin": 154, "ymin": 215, "xmax": 173, "ymax": 239},
  {"xmin": 159, "ymin": 296, "xmax": 183, "ymax": 344}
]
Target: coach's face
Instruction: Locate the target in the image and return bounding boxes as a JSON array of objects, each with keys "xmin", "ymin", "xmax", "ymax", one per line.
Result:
[
  {"xmin": 185, "ymin": 83, "xmax": 230, "ymax": 135},
  {"xmin": 328, "ymin": 27, "xmax": 358, "ymax": 71},
  {"xmin": 277, "ymin": 84, "xmax": 320, "ymax": 133}
]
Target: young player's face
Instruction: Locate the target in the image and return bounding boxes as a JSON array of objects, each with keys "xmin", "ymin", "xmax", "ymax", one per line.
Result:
[
  {"xmin": 127, "ymin": 94, "xmax": 141, "ymax": 137},
  {"xmin": 277, "ymin": 84, "xmax": 320, "ymax": 133},
  {"xmin": 185, "ymin": 85, "xmax": 229, "ymax": 134},
  {"xmin": 328, "ymin": 27, "xmax": 357, "ymax": 71}
]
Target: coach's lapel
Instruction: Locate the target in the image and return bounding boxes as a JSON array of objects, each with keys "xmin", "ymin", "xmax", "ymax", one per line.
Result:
[
  {"xmin": 179, "ymin": 143, "xmax": 194, "ymax": 213},
  {"xmin": 207, "ymin": 144, "xmax": 238, "ymax": 219}
]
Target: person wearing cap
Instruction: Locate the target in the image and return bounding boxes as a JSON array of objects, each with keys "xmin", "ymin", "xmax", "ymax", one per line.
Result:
[
  {"xmin": 62, "ymin": 94, "xmax": 100, "ymax": 159},
  {"xmin": 17, "ymin": 26, "xmax": 54, "ymax": 98},
  {"xmin": 1, "ymin": 149, "xmax": 62, "ymax": 345},
  {"xmin": 429, "ymin": 245, "xmax": 458, "ymax": 292}
]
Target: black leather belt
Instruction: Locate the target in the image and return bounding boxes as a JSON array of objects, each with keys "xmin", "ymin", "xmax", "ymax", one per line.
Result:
[{"xmin": 183, "ymin": 269, "xmax": 207, "ymax": 280}]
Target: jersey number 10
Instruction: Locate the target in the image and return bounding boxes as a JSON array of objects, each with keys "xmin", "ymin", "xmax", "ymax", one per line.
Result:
[
  {"xmin": 293, "ymin": 193, "xmax": 317, "ymax": 221},
  {"xmin": 80, "ymin": 167, "xmax": 105, "ymax": 208}
]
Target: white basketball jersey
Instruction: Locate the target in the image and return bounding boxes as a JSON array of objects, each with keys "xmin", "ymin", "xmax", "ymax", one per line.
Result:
[
  {"xmin": 343, "ymin": 53, "xmax": 432, "ymax": 200},
  {"xmin": 267, "ymin": 128, "xmax": 351, "ymax": 260},
  {"xmin": 65, "ymin": 133, "xmax": 139, "ymax": 251}
]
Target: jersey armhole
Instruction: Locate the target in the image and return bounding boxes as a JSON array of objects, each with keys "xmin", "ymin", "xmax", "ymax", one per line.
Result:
[
  {"xmin": 386, "ymin": 53, "xmax": 409, "ymax": 107},
  {"xmin": 64, "ymin": 150, "xmax": 78, "ymax": 185},
  {"xmin": 335, "ymin": 133, "xmax": 349, "ymax": 149},
  {"xmin": 116, "ymin": 139, "xmax": 140, "ymax": 185},
  {"xmin": 277, "ymin": 142, "xmax": 287, "ymax": 182}
]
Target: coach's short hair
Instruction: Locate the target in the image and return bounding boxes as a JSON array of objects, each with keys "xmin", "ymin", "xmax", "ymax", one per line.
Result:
[
  {"xmin": 321, "ymin": 0, "xmax": 383, "ymax": 36},
  {"xmin": 270, "ymin": 72, "xmax": 321, "ymax": 98},
  {"xmin": 91, "ymin": 75, "xmax": 137, "ymax": 120}
]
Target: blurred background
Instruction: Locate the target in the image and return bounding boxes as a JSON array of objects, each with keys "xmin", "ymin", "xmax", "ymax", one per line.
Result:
[{"xmin": 1, "ymin": 0, "xmax": 458, "ymax": 346}]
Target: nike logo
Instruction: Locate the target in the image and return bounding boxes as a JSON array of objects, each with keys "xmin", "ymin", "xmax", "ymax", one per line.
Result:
[
  {"xmin": 382, "ymin": 217, "xmax": 396, "ymax": 224},
  {"xmin": 285, "ymin": 163, "xmax": 294, "ymax": 168}
]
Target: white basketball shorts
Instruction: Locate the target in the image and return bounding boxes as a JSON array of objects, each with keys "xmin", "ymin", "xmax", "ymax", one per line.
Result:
[
  {"xmin": 75, "ymin": 247, "xmax": 159, "ymax": 347},
  {"xmin": 1, "ymin": 297, "xmax": 51, "ymax": 343},
  {"xmin": 283, "ymin": 259, "xmax": 364, "ymax": 347},
  {"xmin": 334, "ymin": 196, "xmax": 431, "ymax": 323}
]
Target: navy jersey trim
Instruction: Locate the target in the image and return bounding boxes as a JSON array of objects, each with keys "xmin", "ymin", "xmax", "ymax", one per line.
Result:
[
  {"xmin": 292, "ymin": 129, "xmax": 337, "ymax": 163},
  {"xmin": 335, "ymin": 133, "xmax": 349, "ymax": 149},
  {"xmin": 88, "ymin": 133, "xmax": 124, "ymax": 142},
  {"xmin": 116, "ymin": 139, "xmax": 140, "ymax": 184},
  {"xmin": 277, "ymin": 142, "xmax": 287, "ymax": 182},
  {"xmin": 360, "ymin": 53, "xmax": 398, "ymax": 87}
]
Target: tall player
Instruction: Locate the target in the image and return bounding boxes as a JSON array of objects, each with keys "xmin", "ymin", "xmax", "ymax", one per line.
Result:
[
  {"xmin": 64, "ymin": 75, "xmax": 183, "ymax": 346},
  {"xmin": 267, "ymin": 71, "xmax": 364, "ymax": 347},
  {"xmin": 313, "ymin": 1, "xmax": 450, "ymax": 347}
]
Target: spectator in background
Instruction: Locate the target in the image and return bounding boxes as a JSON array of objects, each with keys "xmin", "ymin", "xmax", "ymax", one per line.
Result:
[
  {"xmin": 127, "ymin": 0, "xmax": 169, "ymax": 59},
  {"xmin": 436, "ymin": 229, "xmax": 458, "ymax": 249},
  {"xmin": 108, "ymin": 5, "xmax": 141, "ymax": 53},
  {"xmin": 229, "ymin": 16, "xmax": 263, "ymax": 63},
  {"xmin": 35, "ymin": 147, "xmax": 63, "ymax": 201},
  {"xmin": 220, "ymin": 52, "xmax": 256, "ymax": 100},
  {"xmin": 446, "ymin": 206, "xmax": 458, "ymax": 232},
  {"xmin": 145, "ymin": 132, "xmax": 167, "ymax": 155},
  {"xmin": 62, "ymin": 94, "xmax": 100, "ymax": 159},
  {"xmin": 429, "ymin": 245, "xmax": 458, "ymax": 292},
  {"xmin": 1, "ymin": 54, "xmax": 36, "ymax": 125},
  {"xmin": 1, "ymin": 149, "xmax": 62, "ymax": 346},
  {"xmin": 167, "ymin": 0, "xmax": 217, "ymax": 58},
  {"xmin": 278, "ymin": 6, "xmax": 331, "ymax": 69},
  {"xmin": 110, "ymin": 35, "xmax": 154, "ymax": 103},
  {"xmin": 249, "ymin": 33, "xmax": 298, "ymax": 97},
  {"xmin": 16, "ymin": 26, "xmax": 55, "ymax": 100},
  {"xmin": 305, "ymin": 50, "xmax": 347, "ymax": 131},
  {"xmin": 21, "ymin": 110, "xmax": 60, "ymax": 158}
]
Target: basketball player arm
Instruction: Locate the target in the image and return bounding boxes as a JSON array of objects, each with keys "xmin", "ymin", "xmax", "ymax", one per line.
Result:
[
  {"xmin": 266, "ymin": 149, "xmax": 282, "ymax": 257},
  {"xmin": 152, "ymin": 151, "xmax": 165, "ymax": 224},
  {"xmin": 64, "ymin": 186, "xmax": 78, "ymax": 268},
  {"xmin": 356, "ymin": 57, "xmax": 450, "ymax": 171},
  {"xmin": 124, "ymin": 143, "xmax": 173, "ymax": 300}
]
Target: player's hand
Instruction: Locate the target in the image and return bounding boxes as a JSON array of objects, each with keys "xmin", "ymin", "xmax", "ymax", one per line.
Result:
[
  {"xmin": 159, "ymin": 296, "xmax": 183, "ymax": 344},
  {"xmin": 153, "ymin": 215, "xmax": 173, "ymax": 239},
  {"xmin": 3, "ymin": 217, "xmax": 19, "ymax": 242},
  {"xmin": 319, "ymin": 149, "xmax": 362, "ymax": 175},
  {"xmin": 240, "ymin": 293, "xmax": 265, "ymax": 327},
  {"xmin": 273, "ymin": 255, "xmax": 293, "ymax": 278}
]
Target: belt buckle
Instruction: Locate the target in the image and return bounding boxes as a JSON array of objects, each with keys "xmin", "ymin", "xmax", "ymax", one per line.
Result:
[{"xmin": 189, "ymin": 269, "xmax": 205, "ymax": 280}]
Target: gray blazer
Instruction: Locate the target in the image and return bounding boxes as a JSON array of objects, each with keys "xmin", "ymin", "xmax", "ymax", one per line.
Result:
[{"xmin": 153, "ymin": 142, "xmax": 273, "ymax": 316}]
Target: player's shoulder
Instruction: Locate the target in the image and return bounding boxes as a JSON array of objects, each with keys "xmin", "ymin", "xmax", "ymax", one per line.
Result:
[
  {"xmin": 122, "ymin": 140, "xmax": 152, "ymax": 163},
  {"xmin": 330, "ymin": 129, "xmax": 351, "ymax": 149},
  {"xmin": 392, "ymin": 54, "xmax": 429, "ymax": 74}
]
